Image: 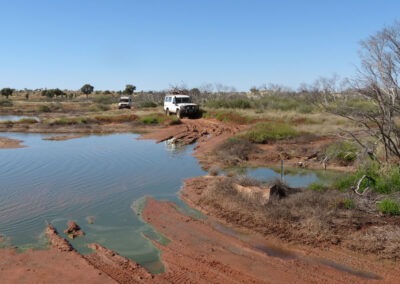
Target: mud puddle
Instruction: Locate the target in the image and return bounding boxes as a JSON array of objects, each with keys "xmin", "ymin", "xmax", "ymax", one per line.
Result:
[
  {"xmin": 213, "ymin": 221, "xmax": 381, "ymax": 280},
  {"xmin": 316, "ymin": 259, "xmax": 382, "ymax": 280}
]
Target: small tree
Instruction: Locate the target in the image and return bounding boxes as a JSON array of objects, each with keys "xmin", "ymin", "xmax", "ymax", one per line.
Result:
[
  {"xmin": 123, "ymin": 84, "xmax": 136, "ymax": 95},
  {"xmin": 41, "ymin": 88, "xmax": 66, "ymax": 99},
  {"xmin": 1, "ymin": 88, "xmax": 14, "ymax": 99},
  {"xmin": 41, "ymin": 89, "xmax": 53, "ymax": 99},
  {"xmin": 81, "ymin": 84, "xmax": 94, "ymax": 99}
]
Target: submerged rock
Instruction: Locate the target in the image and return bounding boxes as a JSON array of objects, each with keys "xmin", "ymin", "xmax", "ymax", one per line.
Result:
[
  {"xmin": 86, "ymin": 216, "xmax": 95, "ymax": 224},
  {"xmin": 64, "ymin": 221, "xmax": 85, "ymax": 239}
]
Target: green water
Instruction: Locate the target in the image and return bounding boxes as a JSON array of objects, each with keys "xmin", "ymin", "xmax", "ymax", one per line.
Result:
[{"xmin": 0, "ymin": 132, "xmax": 324, "ymax": 273}]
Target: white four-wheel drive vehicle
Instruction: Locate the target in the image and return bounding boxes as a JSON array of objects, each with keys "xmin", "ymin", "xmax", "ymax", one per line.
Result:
[
  {"xmin": 164, "ymin": 95, "xmax": 199, "ymax": 118},
  {"xmin": 118, "ymin": 96, "xmax": 132, "ymax": 109}
]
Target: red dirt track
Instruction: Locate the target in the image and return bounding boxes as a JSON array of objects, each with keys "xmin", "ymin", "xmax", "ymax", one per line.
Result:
[{"xmin": 142, "ymin": 197, "xmax": 400, "ymax": 283}]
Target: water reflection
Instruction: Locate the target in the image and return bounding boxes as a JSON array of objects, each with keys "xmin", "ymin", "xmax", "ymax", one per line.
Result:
[
  {"xmin": 0, "ymin": 132, "xmax": 332, "ymax": 273},
  {"xmin": 0, "ymin": 115, "xmax": 39, "ymax": 122},
  {"xmin": 0, "ymin": 133, "xmax": 204, "ymax": 273},
  {"xmin": 230, "ymin": 167, "xmax": 326, "ymax": 188}
]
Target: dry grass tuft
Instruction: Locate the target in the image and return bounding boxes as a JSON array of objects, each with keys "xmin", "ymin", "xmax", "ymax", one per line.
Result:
[
  {"xmin": 193, "ymin": 175, "xmax": 400, "ymax": 253},
  {"xmin": 214, "ymin": 138, "xmax": 259, "ymax": 166},
  {"xmin": 346, "ymin": 225, "xmax": 400, "ymax": 259},
  {"xmin": 94, "ymin": 114, "xmax": 138, "ymax": 123}
]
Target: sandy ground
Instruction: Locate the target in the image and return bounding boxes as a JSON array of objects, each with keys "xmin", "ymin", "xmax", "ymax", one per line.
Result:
[{"xmin": 0, "ymin": 136, "xmax": 24, "ymax": 149}]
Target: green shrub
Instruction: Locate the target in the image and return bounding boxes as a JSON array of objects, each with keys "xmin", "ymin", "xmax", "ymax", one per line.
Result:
[
  {"xmin": 17, "ymin": 118, "xmax": 38, "ymax": 124},
  {"xmin": 347, "ymin": 99, "xmax": 377, "ymax": 112},
  {"xmin": 377, "ymin": 199, "xmax": 400, "ymax": 215},
  {"xmin": 206, "ymin": 98, "xmax": 252, "ymax": 109},
  {"xmin": 94, "ymin": 95, "xmax": 115, "ymax": 104},
  {"xmin": 241, "ymin": 122, "xmax": 298, "ymax": 143},
  {"xmin": 140, "ymin": 114, "xmax": 166, "ymax": 124},
  {"xmin": 38, "ymin": 105, "xmax": 51, "ymax": 112},
  {"xmin": 326, "ymin": 141, "xmax": 358, "ymax": 165},
  {"xmin": 50, "ymin": 117, "xmax": 91, "ymax": 125},
  {"xmin": 341, "ymin": 198, "xmax": 355, "ymax": 209},
  {"xmin": 375, "ymin": 166, "xmax": 400, "ymax": 194},
  {"xmin": 259, "ymin": 96, "xmax": 299, "ymax": 111},
  {"xmin": 215, "ymin": 111, "xmax": 250, "ymax": 124},
  {"xmin": 204, "ymin": 110, "xmax": 251, "ymax": 124},
  {"xmin": 139, "ymin": 101, "xmax": 158, "ymax": 108},
  {"xmin": 91, "ymin": 104, "xmax": 111, "ymax": 111},
  {"xmin": 94, "ymin": 114, "xmax": 137, "ymax": 123},
  {"xmin": 296, "ymin": 104, "xmax": 315, "ymax": 114},
  {"xmin": 334, "ymin": 173, "xmax": 357, "ymax": 191},
  {"xmin": 308, "ymin": 183, "xmax": 327, "ymax": 192},
  {"xmin": 333, "ymin": 162, "xmax": 400, "ymax": 194}
]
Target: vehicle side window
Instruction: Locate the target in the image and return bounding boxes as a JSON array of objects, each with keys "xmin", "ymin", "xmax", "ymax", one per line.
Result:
[{"xmin": 172, "ymin": 97, "xmax": 176, "ymax": 104}]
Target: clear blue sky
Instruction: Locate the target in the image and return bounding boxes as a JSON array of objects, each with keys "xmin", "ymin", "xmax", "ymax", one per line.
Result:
[{"xmin": 0, "ymin": 0, "xmax": 399, "ymax": 91}]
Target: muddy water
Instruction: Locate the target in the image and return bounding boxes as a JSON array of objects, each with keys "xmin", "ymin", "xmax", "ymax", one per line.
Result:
[{"xmin": 0, "ymin": 133, "xmax": 323, "ymax": 272}]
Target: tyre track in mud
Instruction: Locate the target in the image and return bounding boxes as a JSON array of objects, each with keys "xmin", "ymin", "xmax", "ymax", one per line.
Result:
[{"xmin": 142, "ymin": 197, "xmax": 393, "ymax": 284}]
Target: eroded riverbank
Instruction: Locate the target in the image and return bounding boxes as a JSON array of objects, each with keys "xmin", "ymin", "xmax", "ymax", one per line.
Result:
[{"xmin": 0, "ymin": 119, "xmax": 398, "ymax": 282}]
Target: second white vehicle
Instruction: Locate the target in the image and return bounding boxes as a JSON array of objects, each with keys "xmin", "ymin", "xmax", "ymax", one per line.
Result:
[
  {"xmin": 118, "ymin": 96, "xmax": 132, "ymax": 109},
  {"xmin": 164, "ymin": 95, "xmax": 199, "ymax": 118}
]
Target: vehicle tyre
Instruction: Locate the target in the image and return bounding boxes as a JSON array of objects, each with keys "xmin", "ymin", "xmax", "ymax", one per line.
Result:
[
  {"xmin": 176, "ymin": 109, "xmax": 182, "ymax": 119},
  {"xmin": 166, "ymin": 108, "xmax": 170, "ymax": 116}
]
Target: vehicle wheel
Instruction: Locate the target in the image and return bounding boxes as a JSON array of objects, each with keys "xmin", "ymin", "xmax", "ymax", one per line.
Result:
[
  {"xmin": 176, "ymin": 109, "xmax": 182, "ymax": 119},
  {"xmin": 166, "ymin": 108, "xmax": 170, "ymax": 116}
]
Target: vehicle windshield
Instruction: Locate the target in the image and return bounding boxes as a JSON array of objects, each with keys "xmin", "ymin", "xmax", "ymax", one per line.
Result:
[
  {"xmin": 120, "ymin": 99, "xmax": 130, "ymax": 103},
  {"xmin": 175, "ymin": 97, "xmax": 191, "ymax": 104}
]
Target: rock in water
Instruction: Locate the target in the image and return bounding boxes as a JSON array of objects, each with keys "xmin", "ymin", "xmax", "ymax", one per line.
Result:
[{"xmin": 64, "ymin": 220, "xmax": 85, "ymax": 239}]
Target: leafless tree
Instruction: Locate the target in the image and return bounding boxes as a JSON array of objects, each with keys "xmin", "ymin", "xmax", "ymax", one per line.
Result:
[
  {"xmin": 321, "ymin": 22, "xmax": 400, "ymax": 163},
  {"xmin": 352, "ymin": 22, "xmax": 400, "ymax": 162}
]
